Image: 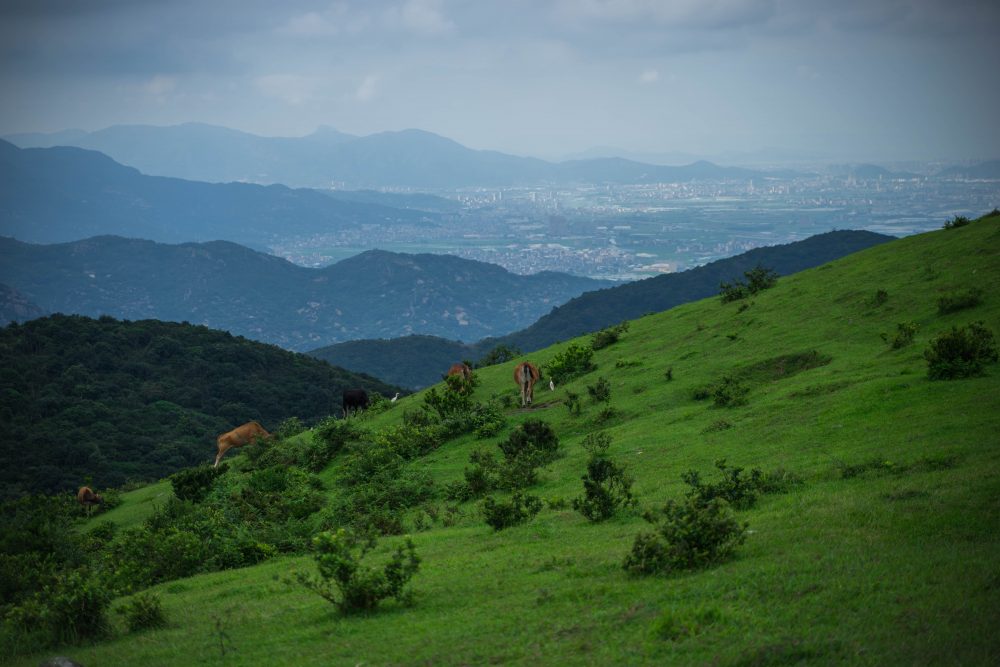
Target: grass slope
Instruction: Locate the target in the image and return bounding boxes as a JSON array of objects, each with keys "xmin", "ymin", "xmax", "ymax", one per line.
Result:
[{"xmin": 23, "ymin": 215, "xmax": 1000, "ymax": 666}]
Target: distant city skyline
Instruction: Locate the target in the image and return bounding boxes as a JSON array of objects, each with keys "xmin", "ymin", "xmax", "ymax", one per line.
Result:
[{"xmin": 2, "ymin": 0, "xmax": 998, "ymax": 162}]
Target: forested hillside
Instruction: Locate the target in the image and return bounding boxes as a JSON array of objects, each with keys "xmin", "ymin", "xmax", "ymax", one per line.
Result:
[
  {"xmin": 0, "ymin": 237, "xmax": 607, "ymax": 350},
  {"xmin": 311, "ymin": 229, "xmax": 892, "ymax": 387},
  {"xmin": 0, "ymin": 315, "xmax": 398, "ymax": 497}
]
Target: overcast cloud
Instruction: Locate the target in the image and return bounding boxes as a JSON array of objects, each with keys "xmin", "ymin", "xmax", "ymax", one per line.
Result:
[{"xmin": 1, "ymin": 0, "xmax": 998, "ymax": 161}]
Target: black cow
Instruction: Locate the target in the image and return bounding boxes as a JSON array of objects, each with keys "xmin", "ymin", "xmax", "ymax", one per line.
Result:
[{"xmin": 342, "ymin": 388, "xmax": 370, "ymax": 417}]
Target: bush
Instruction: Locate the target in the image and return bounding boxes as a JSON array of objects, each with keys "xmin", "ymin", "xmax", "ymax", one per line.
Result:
[
  {"xmin": 591, "ymin": 321, "xmax": 630, "ymax": 351},
  {"xmin": 712, "ymin": 376, "xmax": 749, "ymax": 408},
  {"xmin": 586, "ymin": 377, "xmax": 612, "ymax": 404},
  {"xmin": 499, "ymin": 420, "xmax": 560, "ymax": 469},
  {"xmin": 6, "ymin": 570, "xmax": 112, "ymax": 646},
  {"xmin": 470, "ymin": 399, "xmax": 506, "ymax": 439},
  {"xmin": 116, "ymin": 591, "xmax": 166, "ymax": 632},
  {"xmin": 274, "ymin": 416, "xmax": 306, "ymax": 439},
  {"xmin": 295, "ymin": 529, "xmax": 419, "ymax": 614},
  {"xmin": 565, "ymin": 391, "xmax": 581, "ymax": 415},
  {"xmin": 422, "ymin": 376, "xmax": 475, "ymax": 422},
  {"xmin": 481, "ymin": 492, "xmax": 543, "ymax": 531},
  {"xmin": 573, "ymin": 433, "xmax": 636, "ymax": 522},
  {"xmin": 881, "ymin": 321, "xmax": 918, "ymax": 349},
  {"xmin": 943, "ymin": 215, "xmax": 971, "ymax": 229},
  {"xmin": 547, "ymin": 343, "xmax": 596, "ymax": 384},
  {"xmin": 623, "ymin": 497, "xmax": 746, "ymax": 575},
  {"xmin": 682, "ymin": 459, "xmax": 763, "ymax": 510},
  {"xmin": 871, "ymin": 289, "xmax": 889, "ymax": 306},
  {"xmin": 924, "ymin": 321, "xmax": 998, "ymax": 379},
  {"xmin": 937, "ymin": 288, "xmax": 983, "ymax": 315},
  {"xmin": 720, "ymin": 265, "xmax": 778, "ymax": 302},
  {"xmin": 169, "ymin": 465, "xmax": 223, "ymax": 503}
]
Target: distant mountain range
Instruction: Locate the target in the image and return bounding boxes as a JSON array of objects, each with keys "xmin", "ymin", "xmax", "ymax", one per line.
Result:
[
  {"xmin": 0, "ymin": 236, "xmax": 608, "ymax": 351},
  {"xmin": 0, "ymin": 139, "xmax": 434, "ymax": 246},
  {"xmin": 309, "ymin": 230, "xmax": 893, "ymax": 387},
  {"xmin": 937, "ymin": 160, "xmax": 1000, "ymax": 180},
  {"xmin": 5, "ymin": 122, "xmax": 803, "ymax": 189}
]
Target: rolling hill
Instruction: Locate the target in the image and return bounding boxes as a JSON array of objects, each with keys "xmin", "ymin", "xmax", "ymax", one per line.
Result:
[
  {"xmin": 0, "ymin": 236, "xmax": 608, "ymax": 350},
  {"xmin": 310, "ymin": 229, "xmax": 893, "ymax": 387},
  {"xmin": 0, "ymin": 139, "xmax": 434, "ymax": 245},
  {"xmin": 6, "ymin": 123, "xmax": 802, "ymax": 189},
  {"xmin": 7, "ymin": 212, "xmax": 998, "ymax": 666},
  {"xmin": 0, "ymin": 314, "xmax": 399, "ymax": 498}
]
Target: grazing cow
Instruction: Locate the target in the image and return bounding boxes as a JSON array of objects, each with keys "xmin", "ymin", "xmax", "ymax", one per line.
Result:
[
  {"xmin": 342, "ymin": 388, "xmax": 370, "ymax": 417},
  {"xmin": 77, "ymin": 486, "xmax": 103, "ymax": 516},
  {"xmin": 214, "ymin": 421, "xmax": 270, "ymax": 468},
  {"xmin": 513, "ymin": 361, "xmax": 540, "ymax": 407},
  {"xmin": 446, "ymin": 362, "xmax": 473, "ymax": 381}
]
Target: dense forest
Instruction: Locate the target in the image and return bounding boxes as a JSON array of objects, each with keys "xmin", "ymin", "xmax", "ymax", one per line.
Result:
[{"xmin": 0, "ymin": 314, "xmax": 399, "ymax": 498}]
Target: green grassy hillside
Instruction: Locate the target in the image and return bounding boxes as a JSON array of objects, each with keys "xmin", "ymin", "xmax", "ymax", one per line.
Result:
[{"xmin": 13, "ymin": 214, "xmax": 1000, "ymax": 666}]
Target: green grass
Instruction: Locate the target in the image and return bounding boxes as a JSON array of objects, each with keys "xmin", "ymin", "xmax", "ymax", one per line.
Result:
[{"xmin": 24, "ymin": 214, "xmax": 1000, "ymax": 666}]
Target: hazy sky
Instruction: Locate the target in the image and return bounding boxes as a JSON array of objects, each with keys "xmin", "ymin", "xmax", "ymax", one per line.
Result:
[{"xmin": 2, "ymin": 0, "xmax": 998, "ymax": 161}]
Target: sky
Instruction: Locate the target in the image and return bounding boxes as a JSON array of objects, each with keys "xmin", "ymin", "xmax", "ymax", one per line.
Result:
[{"xmin": 1, "ymin": 0, "xmax": 998, "ymax": 162}]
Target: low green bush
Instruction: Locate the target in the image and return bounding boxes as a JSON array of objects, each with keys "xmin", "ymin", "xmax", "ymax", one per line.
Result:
[
  {"xmin": 591, "ymin": 321, "xmax": 630, "ymax": 350},
  {"xmin": 720, "ymin": 265, "xmax": 778, "ymax": 303},
  {"xmin": 547, "ymin": 343, "xmax": 596, "ymax": 384},
  {"xmin": 295, "ymin": 529, "xmax": 420, "ymax": 614},
  {"xmin": 924, "ymin": 321, "xmax": 998, "ymax": 379},
  {"xmin": 587, "ymin": 377, "xmax": 612, "ymax": 404},
  {"xmin": 943, "ymin": 215, "xmax": 971, "ymax": 229},
  {"xmin": 712, "ymin": 376, "xmax": 749, "ymax": 408},
  {"xmin": 116, "ymin": 591, "xmax": 166, "ymax": 632},
  {"xmin": 882, "ymin": 322, "xmax": 918, "ymax": 349},
  {"xmin": 169, "ymin": 465, "xmax": 223, "ymax": 503},
  {"xmin": 573, "ymin": 432, "xmax": 636, "ymax": 522},
  {"xmin": 937, "ymin": 288, "xmax": 983, "ymax": 315},
  {"xmin": 682, "ymin": 459, "xmax": 762, "ymax": 510},
  {"xmin": 482, "ymin": 492, "xmax": 543, "ymax": 531},
  {"xmin": 623, "ymin": 497, "xmax": 746, "ymax": 575}
]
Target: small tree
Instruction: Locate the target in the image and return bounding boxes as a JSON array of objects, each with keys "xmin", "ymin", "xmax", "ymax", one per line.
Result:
[
  {"xmin": 295, "ymin": 529, "xmax": 419, "ymax": 614},
  {"xmin": 481, "ymin": 492, "xmax": 543, "ymax": 531},
  {"xmin": 547, "ymin": 343, "xmax": 596, "ymax": 384},
  {"xmin": 924, "ymin": 321, "xmax": 998, "ymax": 379},
  {"xmin": 476, "ymin": 344, "xmax": 522, "ymax": 368},
  {"xmin": 943, "ymin": 215, "xmax": 971, "ymax": 230},
  {"xmin": 573, "ymin": 432, "xmax": 636, "ymax": 522},
  {"xmin": 719, "ymin": 265, "xmax": 778, "ymax": 303}
]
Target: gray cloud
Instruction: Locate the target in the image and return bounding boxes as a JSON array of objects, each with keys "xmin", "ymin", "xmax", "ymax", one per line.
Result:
[{"xmin": 1, "ymin": 0, "xmax": 998, "ymax": 160}]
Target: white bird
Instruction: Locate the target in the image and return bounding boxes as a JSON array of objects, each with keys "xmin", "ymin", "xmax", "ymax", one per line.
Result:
[
  {"xmin": 390, "ymin": 392, "xmax": 400, "ymax": 403},
  {"xmin": 549, "ymin": 379, "xmax": 555, "ymax": 391}
]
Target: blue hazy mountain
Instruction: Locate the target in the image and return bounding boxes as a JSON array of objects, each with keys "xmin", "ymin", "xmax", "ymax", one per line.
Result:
[
  {"xmin": 937, "ymin": 159, "xmax": 1000, "ymax": 180},
  {"xmin": 6, "ymin": 123, "xmax": 803, "ymax": 189},
  {"xmin": 0, "ymin": 236, "xmax": 609, "ymax": 351},
  {"xmin": 0, "ymin": 139, "xmax": 434, "ymax": 245}
]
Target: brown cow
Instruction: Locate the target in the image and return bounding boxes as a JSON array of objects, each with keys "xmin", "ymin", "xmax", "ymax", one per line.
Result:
[
  {"xmin": 77, "ymin": 486, "xmax": 103, "ymax": 516},
  {"xmin": 214, "ymin": 421, "xmax": 270, "ymax": 468},
  {"xmin": 446, "ymin": 362, "xmax": 473, "ymax": 381},
  {"xmin": 513, "ymin": 361, "xmax": 540, "ymax": 407}
]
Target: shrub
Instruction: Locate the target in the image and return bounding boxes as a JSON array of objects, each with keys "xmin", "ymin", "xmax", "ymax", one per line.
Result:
[
  {"xmin": 712, "ymin": 376, "xmax": 749, "ymax": 408},
  {"xmin": 275, "ymin": 416, "xmax": 306, "ymax": 440},
  {"xmin": 720, "ymin": 265, "xmax": 778, "ymax": 303},
  {"xmin": 937, "ymin": 288, "xmax": 983, "ymax": 315},
  {"xmin": 665, "ymin": 367, "xmax": 674, "ymax": 381},
  {"xmin": 623, "ymin": 497, "xmax": 746, "ymax": 575},
  {"xmin": 565, "ymin": 391, "xmax": 581, "ymax": 415},
  {"xmin": 116, "ymin": 591, "xmax": 166, "ymax": 632},
  {"xmin": 572, "ymin": 432, "xmax": 636, "ymax": 522},
  {"xmin": 547, "ymin": 343, "xmax": 595, "ymax": 384},
  {"xmin": 924, "ymin": 321, "xmax": 998, "ymax": 379},
  {"xmin": 586, "ymin": 377, "xmax": 612, "ymax": 404},
  {"xmin": 481, "ymin": 492, "xmax": 543, "ymax": 531},
  {"xmin": 682, "ymin": 459, "xmax": 763, "ymax": 510},
  {"xmin": 421, "ymin": 377, "xmax": 475, "ymax": 422},
  {"xmin": 470, "ymin": 399, "xmax": 506, "ymax": 439},
  {"xmin": 881, "ymin": 321, "xmax": 918, "ymax": 349},
  {"xmin": 943, "ymin": 215, "xmax": 971, "ymax": 229},
  {"xmin": 7, "ymin": 570, "xmax": 113, "ymax": 646},
  {"xmin": 169, "ymin": 465, "xmax": 223, "ymax": 503},
  {"xmin": 295, "ymin": 529, "xmax": 419, "ymax": 614},
  {"xmin": 499, "ymin": 420, "xmax": 560, "ymax": 468},
  {"xmin": 871, "ymin": 289, "xmax": 889, "ymax": 306},
  {"xmin": 591, "ymin": 321, "xmax": 630, "ymax": 351}
]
